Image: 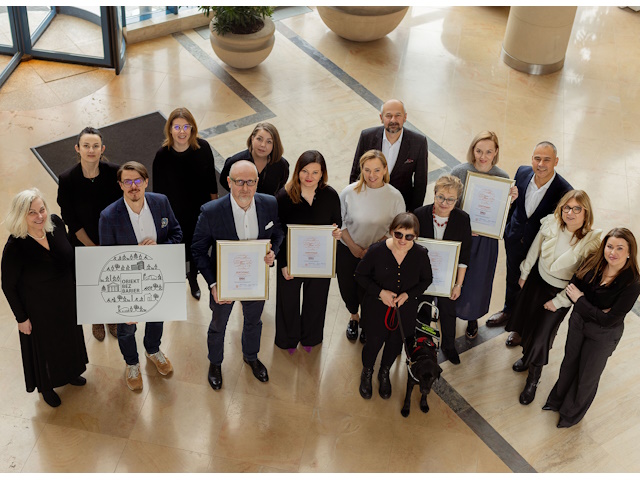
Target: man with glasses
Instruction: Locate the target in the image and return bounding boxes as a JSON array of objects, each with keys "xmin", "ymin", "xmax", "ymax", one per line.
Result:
[
  {"xmin": 486, "ymin": 142, "xmax": 572, "ymax": 347},
  {"xmin": 99, "ymin": 161, "xmax": 182, "ymax": 391},
  {"xmin": 349, "ymin": 99, "xmax": 428, "ymax": 212},
  {"xmin": 191, "ymin": 160, "xmax": 284, "ymax": 391}
]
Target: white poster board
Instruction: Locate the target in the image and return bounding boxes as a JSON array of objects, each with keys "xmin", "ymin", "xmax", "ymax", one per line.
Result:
[{"xmin": 75, "ymin": 244, "xmax": 187, "ymax": 325}]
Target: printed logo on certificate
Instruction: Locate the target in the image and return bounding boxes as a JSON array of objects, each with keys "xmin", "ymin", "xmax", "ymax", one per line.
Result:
[
  {"xmin": 286, "ymin": 225, "xmax": 337, "ymax": 278},
  {"xmin": 460, "ymin": 172, "xmax": 515, "ymax": 239},
  {"xmin": 75, "ymin": 244, "xmax": 187, "ymax": 325},
  {"xmin": 216, "ymin": 240, "xmax": 270, "ymax": 301},
  {"xmin": 416, "ymin": 238, "xmax": 461, "ymax": 297}
]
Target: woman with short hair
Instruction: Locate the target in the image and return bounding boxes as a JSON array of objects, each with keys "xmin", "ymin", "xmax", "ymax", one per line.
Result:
[
  {"xmin": 2, "ymin": 188, "xmax": 88, "ymax": 408},
  {"xmin": 153, "ymin": 107, "xmax": 218, "ymax": 300}
]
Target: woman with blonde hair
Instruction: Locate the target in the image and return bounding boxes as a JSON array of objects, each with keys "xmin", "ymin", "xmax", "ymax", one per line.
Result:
[
  {"xmin": 338, "ymin": 149, "xmax": 406, "ymax": 343},
  {"xmin": 153, "ymin": 107, "xmax": 218, "ymax": 300},
  {"xmin": 220, "ymin": 122, "xmax": 289, "ymax": 196},
  {"xmin": 508, "ymin": 190, "xmax": 601, "ymax": 405},
  {"xmin": 2, "ymin": 188, "xmax": 88, "ymax": 407},
  {"xmin": 450, "ymin": 131, "xmax": 518, "ymax": 339}
]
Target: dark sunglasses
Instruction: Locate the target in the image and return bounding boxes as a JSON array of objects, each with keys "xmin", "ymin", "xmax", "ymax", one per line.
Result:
[{"xmin": 393, "ymin": 231, "xmax": 416, "ymax": 241}]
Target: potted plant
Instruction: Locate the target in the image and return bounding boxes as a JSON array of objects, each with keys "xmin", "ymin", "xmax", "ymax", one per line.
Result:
[
  {"xmin": 317, "ymin": 6, "xmax": 409, "ymax": 42},
  {"xmin": 199, "ymin": 6, "xmax": 275, "ymax": 69}
]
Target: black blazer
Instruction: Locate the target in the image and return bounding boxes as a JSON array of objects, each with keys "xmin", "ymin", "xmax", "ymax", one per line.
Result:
[
  {"xmin": 349, "ymin": 126, "xmax": 428, "ymax": 212},
  {"xmin": 220, "ymin": 149, "xmax": 290, "ymax": 196},
  {"xmin": 413, "ymin": 204, "xmax": 472, "ymax": 267},
  {"xmin": 504, "ymin": 166, "xmax": 572, "ymax": 252}
]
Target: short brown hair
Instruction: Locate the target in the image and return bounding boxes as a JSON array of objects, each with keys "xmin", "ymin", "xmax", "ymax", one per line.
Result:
[
  {"xmin": 466, "ymin": 131, "xmax": 500, "ymax": 166},
  {"xmin": 117, "ymin": 161, "xmax": 149, "ymax": 182},
  {"xmin": 247, "ymin": 122, "xmax": 284, "ymax": 165},
  {"xmin": 554, "ymin": 190, "xmax": 594, "ymax": 241},
  {"xmin": 162, "ymin": 107, "xmax": 200, "ymax": 150},
  {"xmin": 434, "ymin": 174, "xmax": 463, "ymax": 199},
  {"xmin": 354, "ymin": 149, "xmax": 390, "ymax": 194},
  {"xmin": 389, "ymin": 212, "xmax": 420, "ymax": 237}
]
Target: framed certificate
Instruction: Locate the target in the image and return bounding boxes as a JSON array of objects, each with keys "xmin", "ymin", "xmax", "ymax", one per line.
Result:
[
  {"xmin": 416, "ymin": 238, "xmax": 461, "ymax": 297},
  {"xmin": 216, "ymin": 240, "xmax": 270, "ymax": 301},
  {"xmin": 287, "ymin": 224, "xmax": 337, "ymax": 278},
  {"xmin": 460, "ymin": 172, "xmax": 515, "ymax": 239}
]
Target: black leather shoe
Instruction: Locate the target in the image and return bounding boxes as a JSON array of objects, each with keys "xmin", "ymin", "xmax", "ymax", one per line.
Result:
[
  {"xmin": 244, "ymin": 358, "xmax": 269, "ymax": 382},
  {"xmin": 505, "ymin": 331, "xmax": 521, "ymax": 347},
  {"xmin": 542, "ymin": 403, "xmax": 557, "ymax": 411},
  {"xmin": 208, "ymin": 364, "xmax": 222, "ymax": 390},
  {"xmin": 519, "ymin": 381, "xmax": 538, "ymax": 405},
  {"xmin": 346, "ymin": 320, "xmax": 359, "ymax": 341},
  {"xmin": 42, "ymin": 390, "xmax": 61, "ymax": 407},
  {"xmin": 188, "ymin": 273, "xmax": 201, "ymax": 300},
  {"xmin": 378, "ymin": 365, "xmax": 392, "ymax": 399},
  {"xmin": 443, "ymin": 347, "xmax": 460, "ymax": 365},
  {"xmin": 359, "ymin": 367, "xmax": 373, "ymax": 399},
  {"xmin": 359, "ymin": 330, "xmax": 367, "ymax": 344},
  {"xmin": 69, "ymin": 375, "xmax": 87, "ymax": 386},
  {"xmin": 465, "ymin": 320, "xmax": 478, "ymax": 339},
  {"xmin": 486, "ymin": 311, "xmax": 510, "ymax": 327},
  {"xmin": 512, "ymin": 358, "xmax": 528, "ymax": 372}
]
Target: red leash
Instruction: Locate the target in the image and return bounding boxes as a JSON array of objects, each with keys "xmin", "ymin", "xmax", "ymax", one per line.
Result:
[{"xmin": 384, "ymin": 306, "xmax": 398, "ymax": 331}]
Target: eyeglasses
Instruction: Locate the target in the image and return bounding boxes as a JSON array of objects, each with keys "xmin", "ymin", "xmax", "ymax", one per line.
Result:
[
  {"xmin": 229, "ymin": 178, "xmax": 257, "ymax": 187},
  {"xmin": 562, "ymin": 205, "xmax": 583, "ymax": 214},
  {"xmin": 121, "ymin": 178, "xmax": 145, "ymax": 187},
  {"xmin": 435, "ymin": 194, "xmax": 457, "ymax": 205},
  {"xmin": 393, "ymin": 231, "xmax": 416, "ymax": 241},
  {"xmin": 172, "ymin": 124, "xmax": 192, "ymax": 132}
]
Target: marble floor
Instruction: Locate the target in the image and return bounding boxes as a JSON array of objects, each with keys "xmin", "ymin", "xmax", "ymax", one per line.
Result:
[{"xmin": 1, "ymin": 5, "xmax": 640, "ymax": 474}]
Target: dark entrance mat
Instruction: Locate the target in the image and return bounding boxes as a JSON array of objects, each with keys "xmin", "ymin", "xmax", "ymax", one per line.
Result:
[{"xmin": 31, "ymin": 111, "xmax": 167, "ymax": 191}]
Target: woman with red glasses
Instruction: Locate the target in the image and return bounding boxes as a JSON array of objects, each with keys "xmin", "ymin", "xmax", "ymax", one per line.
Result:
[
  {"xmin": 414, "ymin": 174, "xmax": 472, "ymax": 365},
  {"xmin": 355, "ymin": 212, "xmax": 432, "ymax": 400}
]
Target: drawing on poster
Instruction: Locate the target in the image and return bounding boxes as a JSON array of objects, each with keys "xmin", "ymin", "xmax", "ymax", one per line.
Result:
[{"xmin": 99, "ymin": 251, "xmax": 164, "ymax": 316}]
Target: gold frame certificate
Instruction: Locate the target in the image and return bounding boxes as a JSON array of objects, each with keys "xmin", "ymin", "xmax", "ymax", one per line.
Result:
[
  {"xmin": 460, "ymin": 172, "xmax": 515, "ymax": 240},
  {"xmin": 216, "ymin": 240, "xmax": 270, "ymax": 301},
  {"xmin": 416, "ymin": 238, "xmax": 461, "ymax": 297},
  {"xmin": 286, "ymin": 224, "xmax": 337, "ymax": 278}
]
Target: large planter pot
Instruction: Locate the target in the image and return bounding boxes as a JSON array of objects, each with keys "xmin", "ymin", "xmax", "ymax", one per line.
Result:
[
  {"xmin": 209, "ymin": 17, "xmax": 275, "ymax": 69},
  {"xmin": 317, "ymin": 6, "xmax": 409, "ymax": 42}
]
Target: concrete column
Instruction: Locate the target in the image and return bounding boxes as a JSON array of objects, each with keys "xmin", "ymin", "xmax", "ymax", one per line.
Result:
[{"xmin": 501, "ymin": 6, "xmax": 577, "ymax": 75}]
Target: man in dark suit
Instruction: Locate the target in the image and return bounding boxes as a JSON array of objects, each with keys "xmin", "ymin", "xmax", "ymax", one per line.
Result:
[
  {"xmin": 99, "ymin": 161, "xmax": 183, "ymax": 392},
  {"xmin": 350, "ymin": 99, "xmax": 428, "ymax": 212},
  {"xmin": 486, "ymin": 142, "xmax": 572, "ymax": 346},
  {"xmin": 191, "ymin": 160, "xmax": 284, "ymax": 391}
]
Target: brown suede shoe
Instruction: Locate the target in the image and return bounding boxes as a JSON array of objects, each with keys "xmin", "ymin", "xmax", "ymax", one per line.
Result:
[
  {"xmin": 107, "ymin": 324, "xmax": 118, "ymax": 338},
  {"xmin": 486, "ymin": 311, "xmax": 510, "ymax": 327},
  {"xmin": 506, "ymin": 331, "xmax": 522, "ymax": 347},
  {"xmin": 145, "ymin": 350, "xmax": 173, "ymax": 375},
  {"xmin": 125, "ymin": 363, "xmax": 143, "ymax": 391},
  {"xmin": 92, "ymin": 324, "xmax": 106, "ymax": 341}
]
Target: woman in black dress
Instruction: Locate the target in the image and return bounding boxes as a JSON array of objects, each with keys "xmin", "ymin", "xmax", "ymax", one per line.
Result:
[
  {"xmin": 275, "ymin": 150, "xmax": 342, "ymax": 354},
  {"xmin": 57, "ymin": 126, "xmax": 122, "ymax": 341},
  {"xmin": 152, "ymin": 107, "xmax": 218, "ymax": 300},
  {"xmin": 355, "ymin": 213, "xmax": 432, "ymax": 400},
  {"xmin": 220, "ymin": 122, "xmax": 289, "ymax": 196},
  {"xmin": 544, "ymin": 228, "xmax": 640, "ymax": 427},
  {"xmin": 414, "ymin": 175, "xmax": 472, "ymax": 365},
  {"xmin": 2, "ymin": 189, "xmax": 88, "ymax": 408}
]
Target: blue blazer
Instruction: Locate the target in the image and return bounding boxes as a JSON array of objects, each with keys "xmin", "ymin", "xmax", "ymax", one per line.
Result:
[
  {"xmin": 99, "ymin": 192, "xmax": 183, "ymax": 246},
  {"xmin": 504, "ymin": 166, "xmax": 572, "ymax": 252},
  {"xmin": 191, "ymin": 193, "xmax": 284, "ymax": 287}
]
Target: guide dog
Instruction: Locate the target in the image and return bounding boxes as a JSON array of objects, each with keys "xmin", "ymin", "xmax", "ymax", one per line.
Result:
[{"xmin": 401, "ymin": 302, "xmax": 442, "ymax": 417}]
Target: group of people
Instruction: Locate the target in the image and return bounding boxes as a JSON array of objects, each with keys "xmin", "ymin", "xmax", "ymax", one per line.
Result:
[{"xmin": 2, "ymin": 100, "xmax": 638, "ymax": 430}]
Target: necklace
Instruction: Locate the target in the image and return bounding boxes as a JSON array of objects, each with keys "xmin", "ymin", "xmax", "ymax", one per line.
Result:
[
  {"xmin": 432, "ymin": 213, "xmax": 449, "ymax": 228},
  {"xmin": 28, "ymin": 232, "xmax": 46, "ymax": 240}
]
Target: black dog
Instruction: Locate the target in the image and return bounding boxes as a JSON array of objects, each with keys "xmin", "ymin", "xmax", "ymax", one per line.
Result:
[{"xmin": 401, "ymin": 333, "xmax": 442, "ymax": 417}]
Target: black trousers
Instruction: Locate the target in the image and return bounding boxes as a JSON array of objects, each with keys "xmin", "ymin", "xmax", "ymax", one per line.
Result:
[
  {"xmin": 362, "ymin": 327, "xmax": 403, "ymax": 369},
  {"xmin": 504, "ymin": 239, "xmax": 527, "ymax": 313},
  {"xmin": 545, "ymin": 311, "xmax": 623, "ymax": 427},
  {"xmin": 425, "ymin": 295, "xmax": 457, "ymax": 350},
  {"xmin": 336, "ymin": 241, "xmax": 364, "ymax": 315},
  {"xmin": 275, "ymin": 266, "xmax": 331, "ymax": 349}
]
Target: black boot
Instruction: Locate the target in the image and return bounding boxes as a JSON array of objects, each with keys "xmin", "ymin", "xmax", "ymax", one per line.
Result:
[
  {"xmin": 187, "ymin": 266, "xmax": 201, "ymax": 300},
  {"xmin": 378, "ymin": 365, "xmax": 391, "ymax": 399},
  {"xmin": 519, "ymin": 364, "xmax": 542, "ymax": 405},
  {"xmin": 359, "ymin": 367, "xmax": 373, "ymax": 399}
]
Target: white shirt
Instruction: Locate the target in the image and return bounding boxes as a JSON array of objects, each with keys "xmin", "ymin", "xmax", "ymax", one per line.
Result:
[
  {"xmin": 381, "ymin": 128, "xmax": 404, "ymax": 174},
  {"xmin": 230, "ymin": 194, "xmax": 259, "ymax": 240},
  {"xmin": 124, "ymin": 197, "xmax": 157, "ymax": 244},
  {"xmin": 525, "ymin": 171, "xmax": 556, "ymax": 218}
]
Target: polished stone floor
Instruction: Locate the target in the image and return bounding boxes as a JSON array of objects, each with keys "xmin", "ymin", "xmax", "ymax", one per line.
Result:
[{"xmin": 1, "ymin": 5, "xmax": 640, "ymax": 473}]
